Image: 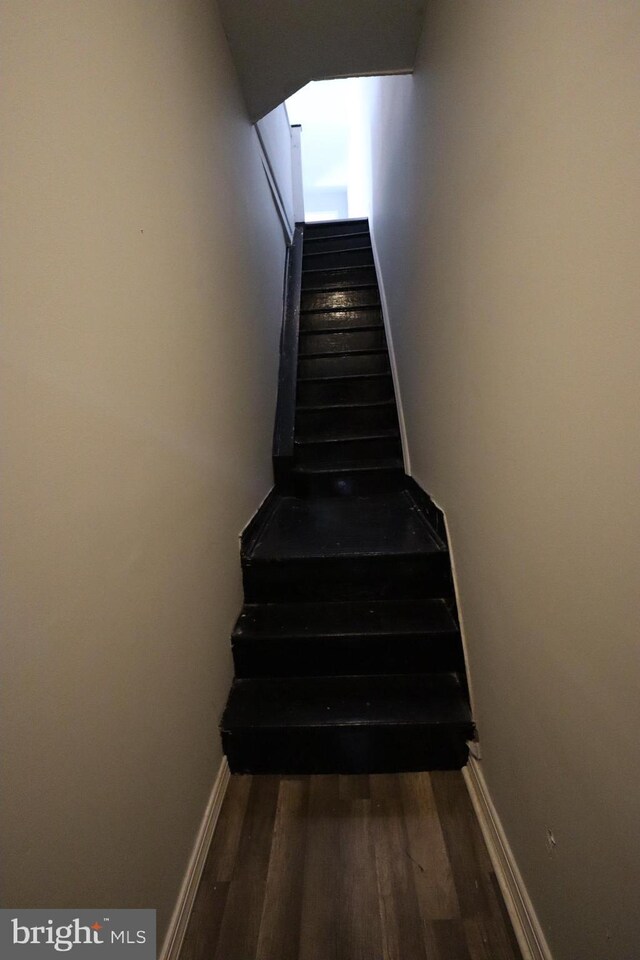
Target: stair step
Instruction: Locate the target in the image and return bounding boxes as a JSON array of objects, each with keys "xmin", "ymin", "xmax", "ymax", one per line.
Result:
[
  {"xmin": 236, "ymin": 599, "xmax": 457, "ymax": 638},
  {"xmin": 303, "ymin": 246, "xmax": 374, "ymax": 271},
  {"xmin": 221, "ymin": 673, "xmax": 472, "ymax": 773},
  {"xmin": 232, "ymin": 600, "xmax": 464, "ymax": 678},
  {"xmin": 245, "ymin": 490, "xmax": 441, "ymax": 560},
  {"xmin": 302, "ymin": 231, "xmax": 371, "ymax": 253},
  {"xmin": 296, "ymin": 426, "xmax": 399, "ymax": 444},
  {"xmin": 300, "ymin": 322, "xmax": 384, "ymax": 337},
  {"xmin": 301, "ymin": 287, "xmax": 380, "ymax": 312},
  {"xmin": 297, "ymin": 373, "xmax": 395, "ymax": 405},
  {"xmin": 242, "ymin": 491, "xmax": 451, "ymax": 601},
  {"xmin": 296, "ymin": 401, "xmax": 398, "ymax": 438},
  {"xmin": 295, "ymin": 436, "xmax": 402, "ymax": 469},
  {"xmin": 298, "ymin": 354, "xmax": 391, "ymax": 380},
  {"xmin": 301, "ymin": 266, "xmax": 377, "ymax": 291},
  {"xmin": 297, "ymin": 398, "xmax": 396, "ymax": 412},
  {"xmin": 299, "ymin": 328, "xmax": 386, "ymax": 357},
  {"xmin": 304, "ymin": 218, "xmax": 369, "ymax": 239},
  {"xmin": 293, "ymin": 457, "xmax": 404, "ymax": 475}
]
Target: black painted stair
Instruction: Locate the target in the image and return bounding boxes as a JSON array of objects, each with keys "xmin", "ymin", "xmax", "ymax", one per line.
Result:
[
  {"xmin": 231, "ymin": 599, "xmax": 464, "ymax": 678},
  {"xmin": 221, "ymin": 674, "xmax": 472, "ymax": 774},
  {"xmin": 220, "ymin": 218, "xmax": 474, "ymax": 773}
]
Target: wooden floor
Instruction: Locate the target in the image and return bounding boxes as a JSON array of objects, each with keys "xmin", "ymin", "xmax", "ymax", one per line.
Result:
[{"xmin": 180, "ymin": 772, "xmax": 522, "ymax": 960}]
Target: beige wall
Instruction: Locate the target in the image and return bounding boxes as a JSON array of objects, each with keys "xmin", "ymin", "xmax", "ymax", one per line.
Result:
[
  {"xmin": 0, "ymin": 0, "xmax": 287, "ymax": 943},
  {"xmin": 367, "ymin": 3, "xmax": 640, "ymax": 958}
]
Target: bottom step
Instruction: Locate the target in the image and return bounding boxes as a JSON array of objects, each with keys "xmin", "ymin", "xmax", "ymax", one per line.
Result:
[{"xmin": 221, "ymin": 673, "xmax": 472, "ymax": 774}]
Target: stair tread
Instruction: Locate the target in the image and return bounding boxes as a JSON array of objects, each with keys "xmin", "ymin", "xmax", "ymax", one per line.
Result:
[
  {"xmin": 300, "ymin": 323, "xmax": 384, "ymax": 335},
  {"xmin": 234, "ymin": 599, "xmax": 458, "ymax": 640},
  {"xmin": 222, "ymin": 673, "xmax": 471, "ymax": 729},
  {"xmin": 246, "ymin": 490, "xmax": 442, "ymax": 561},
  {"xmin": 299, "ymin": 371, "xmax": 392, "ymax": 383},
  {"xmin": 303, "ymin": 245, "xmax": 372, "ymax": 259},
  {"xmin": 300, "ymin": 304, "xmax": 381, "ymax": 316},
  {"xmin": 293, "ymin": 458, "xmax": 404, "ymax": 475},
  {"xmin": 302, "ymin": 282, "xmax": 378, "ymax": 293},
  {"xmin": 304, "ymin": 231, "xmax": 370, "ymax": 243},
  {"xmin": 301, "ymin": 346, "xmax": 386, "ymax": 359},
  {"xmin": 297, "ymin": 399, "xmax": 395, "ymax": 411},
  {"xmin": 296, "ymin": 427, "xmax": 399, "ymax": 445}
]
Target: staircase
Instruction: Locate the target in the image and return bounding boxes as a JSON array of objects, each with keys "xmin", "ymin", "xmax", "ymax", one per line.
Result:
[{"xmin": 221, "ymin": 219, "xmax": 474, "ymax": 773}]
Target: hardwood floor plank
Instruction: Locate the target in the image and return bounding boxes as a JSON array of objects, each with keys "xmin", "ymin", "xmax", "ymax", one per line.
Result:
[
  {"xmin": 423, "ymin": 919, "xmax": 472, "ymax": 960},
  {"xmin": 430, "ymin": 772, "xmax": 496, "ymax": 919},
  {"xmin": 400, "ymin": 772, "xmax": 460, "ymax": 920},
  {"xmin": 211, "ymin": 775, "xmax": 279, "ymax": 960},
  {"xmin": 232, "ymin": 774, "xmax": 279, "ymax": 879},
  {"xmin": 337, "ymin": 798, "xmax": 384, "ymax": 960},
  {"xmin": 464, "ymin": 917, "xmax": 521, "ymax": 960},
  {"xmin": 213, "ymin": 878, "xmax": 266, "ymax": 960},
  {"xmin": 299, "ymin": 775, "xmax": 341, "ymax": 960},
  {"xmin": 256, "ymin": 778, "xmax": 309, "ymax": 960},
  {"xmin": 180, "ymin": 881, "xmax": 228, "ymax": 960},
  {"xmin": 370, "ymin": 776, "xmax": 428, "ymax": 960},
  {"xmin": 204, "ymin": 774, "xmax": 252, "ymax": 882}
]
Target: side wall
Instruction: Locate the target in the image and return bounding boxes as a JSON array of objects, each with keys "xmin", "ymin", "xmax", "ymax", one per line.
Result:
[
  {"xmin": 367, "ymin": 3, "xmax": 640, "ymax": 958},
  {"xmin": 1, "ymin": 0, "xmax": 288, "ymax": 941}
]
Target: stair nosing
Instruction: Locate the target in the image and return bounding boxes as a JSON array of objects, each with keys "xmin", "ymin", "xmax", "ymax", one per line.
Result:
[
  {"xmin": 301, "ymin": 282, "xmax": 379, "ymax": 294},
  {"xmin": 298, "ymin": 372, "xmax": 392, "ymax": 383},
  {"xmin": 299, "ymin": 323, "xmax": 384, "ymax": 336},
  {"xmin": 296, "ymin": 399, "xmax": 395, "ymax": 411},
  {"xmin": 302, "ymin": 246, "xmax": 372, "ymax": 260},
  {"xmin": 292, "ymin": 460, "xmax": 404, "ymax": 475},
  {"xmin": 295, "ymin": 430, "xmax": 400, "ymax": 446},
  {"xmin": 303, "ymin": 231, "xmax": 370, "ymax": 243},
  {"xmin": 302, "ymin": 264, "xmax": 376, "ymax": 275},
  {"xmin": 300, "ymin": 304, "xmax": 381, "ymax": 316},
  {"xmin": 300, "ymin": 347, "xmax": 387, "ymax": 360}
]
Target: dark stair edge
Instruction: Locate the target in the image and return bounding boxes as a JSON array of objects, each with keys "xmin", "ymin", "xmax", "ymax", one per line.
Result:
[
  {"xmin": 296, "ymin": 399, "xmax": 396, "ymax": 411},
  {"xmin": 292, "ymin": 459, "xmax": 404, "ymax": 475},
  {"xmin": 303, "ymin": 245, "xmax": 373, "ymax": 259},
  {"xmin": 299, "ymin": 323, "xmax": 384, "ymax": 335},
  {"xmin": 295, "ymin": 430, "xmax": 400, "ymax": 446},
  {"xmin": 300, "ymin": 347, "xmax": 387, "ymax": 360},
  {"xmin": 298, "ymin": 372, "xmax": 392, "ymax": 383}
]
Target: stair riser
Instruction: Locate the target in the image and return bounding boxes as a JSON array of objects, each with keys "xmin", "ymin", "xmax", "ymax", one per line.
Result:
[
  {"xmin": 243, "ymin": 555, "xmax": 453, "ymax": 602},
  {"xmin": 292, "ymin": 468, "xmax": 405, "ymax": 496},
  {"xmin": 299, "ymin": 328, "xmax": 386, "ymax": 356},
  {"xmin": 296, "ymin": 403, "xmax": 398, "ymax": 437},
  {"xmin": 300, "ymin": 308, "xmax": 383, "ymax": 332},
  {"xmin": 295, "ymin": 436, "xmax": 401, "ymax": 467},
  {"xmin": 303, "ymin": 247, "xmax": 374, "ymax": 271},
  {"xmin": 223, "ymin": 725, "xmax": 470, "ymax": 774},
  {"xmin": 301, "ymin": 288, "xmax": 380, "ymax": 312},
  {"xmin": 302, "ymin": 232, "xmax": 370, "ymax": 254},
  {"xmin": 232, "ymin": 634, "xmax": 465, "ymax": 678},
  {"xmin": 299, "ymin": 353, "xmax": 390, "ymax": 379},
  {"xmin": 297, "ymin": 376, "xmax": 395, "ymax": 405},
  {"xmin": 302, "ymin": 265, "xmax": 377, "ymax": 290},
  {"xmin": 304, "ymin": 219, "xmax": 369, "ymax": 239}
]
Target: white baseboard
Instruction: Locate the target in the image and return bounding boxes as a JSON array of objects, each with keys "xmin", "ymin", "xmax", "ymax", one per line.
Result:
[
  {"xmin": 463, "ymin": 757, "xmax": 553, "ymax": 960},
  {"xmin": 160, "ymin": 756, "xmax": 230, "ymax": 960},
  {"xmin": 368, "ymin": 224, "xmax": 411, "ymax": 474}
]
